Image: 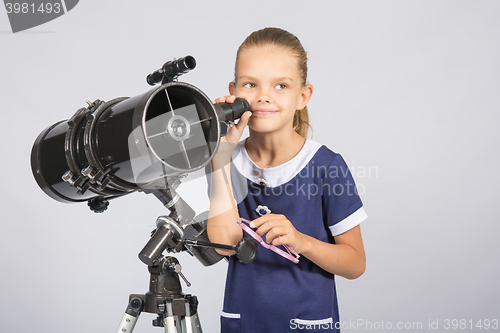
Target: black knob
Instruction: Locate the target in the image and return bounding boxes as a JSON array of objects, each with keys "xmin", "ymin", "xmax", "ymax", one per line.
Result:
[{"xmin": 87, "ymin": 196, "xmax": 109, "ymax": 213}]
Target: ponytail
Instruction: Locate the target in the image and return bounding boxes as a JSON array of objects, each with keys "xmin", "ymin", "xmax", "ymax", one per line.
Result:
[{"xmin": 293, "ymin": 106, "xmax": 312, "ymax": 138}]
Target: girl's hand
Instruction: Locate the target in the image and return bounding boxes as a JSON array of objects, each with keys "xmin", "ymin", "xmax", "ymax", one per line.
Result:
[
  {"xmin": 251, "ymin": 214, "xmax": 366, "ymax": 278},
  {"xmin": 212, "ymin": 95, "xmax": 252, "ymax": 160},
  {"xmin": 250, "ymin": 214, "xmax": 309, "ymax": 254}
]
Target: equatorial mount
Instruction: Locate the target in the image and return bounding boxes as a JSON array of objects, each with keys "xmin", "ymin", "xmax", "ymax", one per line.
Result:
[{"xmin": 116, "ymin": 216, "xmax": 257, "ymax": 333}]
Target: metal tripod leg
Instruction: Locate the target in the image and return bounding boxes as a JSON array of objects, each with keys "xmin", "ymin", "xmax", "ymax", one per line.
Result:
[
  {"xmin": 180, "ymin": 296, "xmax": 202, "ymax": 333},
  {"xmin": 116, "ymin": 292, "xmax": 202, "ymax": 332},
  {"xmin": 161, "ymin": 295, "xmax": 202, "ymax": 333},
  {"xmin": 116, "ymin": 295, "xmax": 203, "ymax": 333},
  {"xmin": 164, "ymin": 295, "xmax": 203, "ymax": 333},
  {"xmin": 163, "ymin": 300, "xmax": 178, "ymax": 332},
  {"xmin": 116, "ymin": 297, "xmax": 144, "ymax": 333}
]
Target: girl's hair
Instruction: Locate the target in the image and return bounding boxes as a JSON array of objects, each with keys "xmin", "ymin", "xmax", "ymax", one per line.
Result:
[{"xmin": 235, "ymin": 27, "xmax": 312, "ymax": 138}]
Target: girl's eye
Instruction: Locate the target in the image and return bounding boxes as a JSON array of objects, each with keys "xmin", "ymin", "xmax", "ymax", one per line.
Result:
[
  {"xmin": 243, "ymin": 83, "xmax": 256, "ymax": 88},
  {"xmin": 276, "ymin": 83, "xmax": 287, "ymax": 90}
]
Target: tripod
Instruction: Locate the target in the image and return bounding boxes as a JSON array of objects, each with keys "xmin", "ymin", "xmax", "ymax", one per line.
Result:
[
  {"xmin": 115, "ymin": 214, "xmax": 257, "ymax": 333},
  {"xmin": 116, "ymin": 255, "xmax": 202, "ymax": 333}
]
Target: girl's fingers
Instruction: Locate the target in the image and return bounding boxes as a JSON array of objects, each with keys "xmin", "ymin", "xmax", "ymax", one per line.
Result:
[
  {"xmin": 255, "ymin": 220, "xmax": 274, "ymax": 237},
  {"xmin": 255, "ymin": 215, "xmax": 290, "ymax": 237},
  {"xmin": 250, "ymin": 214, "xmax": 273, "ymax": 228},
  {"xmin": 271, "ymin": 234, "xmax": 289, "ymax": 247},
  {"xmin": 265, "ymin": 226, "xmax": 286, "ymax": 244},
  {"xmin": 250, "ymin": 214, "xmax": 299, "ymax": 246},
  {"xmin": 212, "ymin": 96, "xmax": 227, "ymax": 103},
  {"xmin": 234, "ymin": 110, "xmax": 252, "ymax": 132},
  {"xmin": 212, "ymin": 95, "xmax": 237, "ymax": 104},
  {"xmin": 225, "ymin": 110, "xmax": 252, "ymax": 145},
  {"xmin": 251, "ymin": 215, "xmax": 272, "ymax": 230}
]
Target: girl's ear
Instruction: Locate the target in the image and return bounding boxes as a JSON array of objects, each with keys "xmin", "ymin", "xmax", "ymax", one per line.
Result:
[
  {"xmin": 229, "ymin": 81, "xmax": 236, "ymax": 95},
  {"xmin": 297, "ymin": 84, "xmax": 313, "ymax": 110}
]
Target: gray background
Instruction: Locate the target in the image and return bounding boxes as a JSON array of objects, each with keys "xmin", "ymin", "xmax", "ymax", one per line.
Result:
[{"xmin": 1, "ymin": 1, "xmax": 499, "ymax": 332}]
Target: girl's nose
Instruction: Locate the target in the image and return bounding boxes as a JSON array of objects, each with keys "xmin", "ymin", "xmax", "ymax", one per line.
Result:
[{"xmin": 256, "ymin": 87, "xmax": 272, "ymax": 104}]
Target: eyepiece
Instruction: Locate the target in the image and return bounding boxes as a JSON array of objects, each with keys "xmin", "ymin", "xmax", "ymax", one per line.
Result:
[
  {"xmin": 230, "ymin": 98, "xmax": 250, "ymax": 120},
  {"xmin": 214, "ymin": 97, "xmax": 250, "ymax": 122}
]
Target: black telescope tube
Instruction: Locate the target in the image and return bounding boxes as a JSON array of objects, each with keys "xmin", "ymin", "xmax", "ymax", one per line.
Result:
[{"xmin": 146, "ymin": 56, "xmax": 196, "ymax": 85}]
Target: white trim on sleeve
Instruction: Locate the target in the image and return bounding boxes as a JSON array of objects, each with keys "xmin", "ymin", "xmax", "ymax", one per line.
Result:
[
  {"xmin": 221, "ymin": 311, "xmax": 241, "ymax": 319},
  {"xmin": 329, "ymin": 206, "xmax": 367, "ymax": 236}
]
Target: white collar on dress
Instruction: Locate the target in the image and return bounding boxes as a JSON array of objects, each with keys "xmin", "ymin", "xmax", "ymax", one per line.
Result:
[{"xmin": 231, "ymin": 138, "xmax": 323, "ymax": 188}]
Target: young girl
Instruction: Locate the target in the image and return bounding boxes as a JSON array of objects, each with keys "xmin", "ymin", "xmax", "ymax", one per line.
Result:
[{"xmin": 207, "ymin": 27, "xmax": 367, "ymax": 332}]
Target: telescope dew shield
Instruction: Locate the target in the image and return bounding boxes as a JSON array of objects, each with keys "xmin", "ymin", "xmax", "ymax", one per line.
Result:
[{"xmin": 31, "ymin": 82, "xmax": 221, "ymax": 203}]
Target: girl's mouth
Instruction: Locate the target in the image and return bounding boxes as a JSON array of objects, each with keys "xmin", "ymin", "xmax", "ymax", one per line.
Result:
[{"xmin": 251, "ymin": 109, "xmax": 278, "ymax": 116}]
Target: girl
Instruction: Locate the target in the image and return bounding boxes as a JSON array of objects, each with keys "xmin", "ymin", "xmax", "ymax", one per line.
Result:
[{"xmin": 207, "ymin": 27, "xmax": 367, "ymax": 332}]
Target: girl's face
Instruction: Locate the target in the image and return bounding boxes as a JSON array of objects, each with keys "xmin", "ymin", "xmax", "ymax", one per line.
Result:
[{"xmin": 230, "ymin": 45, "xmax": 312, "ymax": 135}]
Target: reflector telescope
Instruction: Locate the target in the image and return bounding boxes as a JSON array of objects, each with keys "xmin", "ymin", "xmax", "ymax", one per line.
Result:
[
  {"xmin": 31, "ymin": 57, "xmax": 248, "ymax": 205},
  {"xmin": 30, "ymin": 56, "xmax": 258, "ymax": 331}
]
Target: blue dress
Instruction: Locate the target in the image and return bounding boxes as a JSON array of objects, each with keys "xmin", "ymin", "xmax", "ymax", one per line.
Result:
[{"xmin": 216, "ymin": 139, "xmax": 367, "ymax": 333}]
